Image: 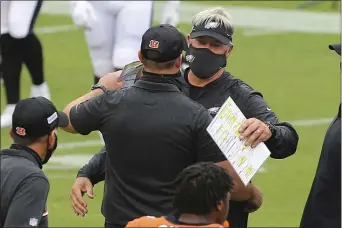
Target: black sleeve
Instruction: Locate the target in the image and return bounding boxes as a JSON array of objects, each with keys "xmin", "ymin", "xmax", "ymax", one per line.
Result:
[
  {"xmin": 318, "ymin": 118, "xmax": 341, "ymax": 185},
  {"xmin": 69, "ymin": 92, "xmax": 109, "ymax": 135},
  {"xmin": 193, "ymin": 107, "xmax": 227, "ymax": 163},
  {"xmin": 77, "ymin": 146, "xmax": 106, "ymax": 185},
  {"xmin": 4, "ymin": 176, "xmax": 49, "ymax": 227},
  {"xmin": 238, "ymin": 84, "xmax": 299, "ymax": 159}
]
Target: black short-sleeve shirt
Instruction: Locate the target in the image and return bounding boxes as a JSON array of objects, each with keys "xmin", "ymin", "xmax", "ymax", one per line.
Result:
[{"xmin": 69, "ymin": 73, "xmax": 226, "ymax": 226}]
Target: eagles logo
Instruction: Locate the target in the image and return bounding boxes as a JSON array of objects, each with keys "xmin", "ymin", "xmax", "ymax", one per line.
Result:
[{"xmin": 208, "ymin": 107, "xmax": 221, "ymax": 116}]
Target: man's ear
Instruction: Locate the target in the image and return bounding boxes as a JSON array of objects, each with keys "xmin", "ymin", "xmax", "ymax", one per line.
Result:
[
  {"xmin": 226, "ymin": 44, "xmax": 233, "ymax": 57},
  {"xmin": 187, "ymin": 34, "xmax": 193, "ymax": 47},
  {"xmin": 175, "ymin": 55, "xmax": 182, "ymax": 69},
  {"xmin": 9, "ymin": 128, "xmax": 14, "ymax": 140},
  {"xmin": 48, "ymin": 130, "xmax": 55, "ymax": 145},
  {"xmin": 138, "ymin": 50, "xmax": 143, "ymax": 62},
  {"xmin": 216, "ymin": 200, "xmax": 224, "ymax": 212}
]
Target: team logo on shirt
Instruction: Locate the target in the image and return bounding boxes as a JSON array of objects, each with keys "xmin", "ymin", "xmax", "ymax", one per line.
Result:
[
  {"xmin": 29, "ymin": 218, "xmax": 39, "ymax": 226},
  {"xmin": 16, "ymin": 127, "xmax": 26, "ymax": 136},
  {"xmin": 208, "ymin": 107, "xmax": 221, "ymax": 116},
  {"xmin": 149, "ymin": 40, "xmax": 159, "ymax": 49}
]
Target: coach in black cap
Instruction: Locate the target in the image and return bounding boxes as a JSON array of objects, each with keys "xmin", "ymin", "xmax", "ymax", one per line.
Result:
[
  {"xmin": 300, "ymin": 44, "xmax": 341, "ymax": 228},
  {"xmin": 61, "ymin": 24, "xmax": 242, "ymax": 228},
  {"xmin": 0, "ymin": 97, "xmax": 68, "ymax": 227}
]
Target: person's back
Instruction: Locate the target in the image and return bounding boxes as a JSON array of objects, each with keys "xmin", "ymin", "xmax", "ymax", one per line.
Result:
[
  {"xmin": 0, "ymin": 97, "xmax": 68, "ymax": 227},
  {"xmin": 126, "ymin": 162, "xmax": 233, "ymax": 228},
  {"xmin": 102, "ymin": 77, "xmax": 214, "ymax": 221}
]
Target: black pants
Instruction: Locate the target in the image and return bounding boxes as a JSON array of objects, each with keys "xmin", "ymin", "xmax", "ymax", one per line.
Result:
[
  {"xmin": 228, "ymin": 201, "xmax": 249, "ymax": 228},
  {"xmin": 104, "ymin": 220, "xmax": 125, "ymax": 228}
]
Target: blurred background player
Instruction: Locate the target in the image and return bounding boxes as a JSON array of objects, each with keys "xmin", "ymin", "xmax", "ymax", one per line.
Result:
[
  {"xmin": 70, "ymin": 1, "xmax": 180, "ymax": 85},
  {"xmin": 126, "ymin": 162, "xmax": 233, "ymax": 227},
  {"xmin": 0, "ymin": 0, "xmax": 51, "ymax": 128},
  {"xmin": 70, "ymin": 0, "xmax": 181, "ymax": 141}
]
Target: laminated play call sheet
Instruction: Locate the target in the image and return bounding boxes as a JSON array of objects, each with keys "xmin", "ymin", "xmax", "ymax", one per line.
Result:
[{"xmin": 207, "ymin": 97, "xmax": 271, "ymax": 185}]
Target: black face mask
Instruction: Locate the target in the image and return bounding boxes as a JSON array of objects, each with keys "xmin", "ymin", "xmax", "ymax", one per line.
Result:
[
  {"xmin": 43, "ymin": 133, "xmax": 58, "ymax": 164},
  {"xmin": 186, "ymin": 45, "xmax": 227, "ymax": 79}
]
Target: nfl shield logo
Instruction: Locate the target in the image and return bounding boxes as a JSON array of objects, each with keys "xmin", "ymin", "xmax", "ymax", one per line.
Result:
[{"xmin": 29, "ymin": 218, "xmax": 39, "ymax": 226}]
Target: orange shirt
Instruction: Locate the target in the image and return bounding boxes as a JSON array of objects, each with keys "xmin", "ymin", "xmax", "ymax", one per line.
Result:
[{"xmin": 126, "ymin": 216, "xmax": 229, "ymax": 228}]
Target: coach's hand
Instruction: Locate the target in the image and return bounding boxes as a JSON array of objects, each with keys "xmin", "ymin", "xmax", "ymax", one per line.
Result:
[
  {"xmin": 245, "ymin": 185, "xmax": 263, "ymax": 213},
  {"xmin": 70, "ymin": 177, "xmax": 94, "ymax": 217},
  {"xmin": 239, "ymin": 118, "xmax": 272, "ymax": 148},
  {"xmin": 99, "ymin": 70, "xmax": 124, "ymax": 91}
]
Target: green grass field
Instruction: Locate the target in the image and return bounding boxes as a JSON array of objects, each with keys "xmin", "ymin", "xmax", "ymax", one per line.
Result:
[{"xmin": 0, "ymin": 1, "xmax": 340, "ymax": 227}]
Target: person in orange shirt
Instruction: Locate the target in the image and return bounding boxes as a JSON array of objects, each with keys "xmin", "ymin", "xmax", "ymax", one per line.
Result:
[{"xmin": 126, "ymin": 162, "xmax": 233, "ymax": 227}]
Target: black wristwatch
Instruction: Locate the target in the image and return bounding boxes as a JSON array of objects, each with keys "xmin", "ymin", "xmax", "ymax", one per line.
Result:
[
  {"xmin": 91, "ymin": 83, "xmax": 107, "ymax": 93},
  {"xmin": 264, "ymin": 121, "xmax": 276, "ymax": 139}
]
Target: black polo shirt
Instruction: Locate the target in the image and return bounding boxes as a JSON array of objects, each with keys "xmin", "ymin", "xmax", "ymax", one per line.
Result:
[
  {"xmin": 0, "ymin": 144, "xmax": 49, "ymax": 227},
  {"xmin": 69, "ymin": 72, "xmax": 226, "ymax": 226},
  {"xmin": 300, "ymin": 105, "xmax": 341, "ymax": 228}
]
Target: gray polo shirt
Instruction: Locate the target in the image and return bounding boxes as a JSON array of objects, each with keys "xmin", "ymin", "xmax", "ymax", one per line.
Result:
[{"xmin": 0, "ymin": 144, "xmax": 49, "ymax": 227}]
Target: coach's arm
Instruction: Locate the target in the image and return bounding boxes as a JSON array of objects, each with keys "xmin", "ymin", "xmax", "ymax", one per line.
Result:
[
  {"xmin": 77, "ymin": 146, "xmax": 106, "ymax": 185},
  {"xmin": 61, "ymin": 71, "xmax": 123, "ymax": 134},
  {"xmin": 232, "ymin": 83, "xmax": 299, "ymax": 159}
]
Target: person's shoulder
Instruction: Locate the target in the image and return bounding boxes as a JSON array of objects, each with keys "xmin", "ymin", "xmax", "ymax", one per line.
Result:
[
  {"xmin": 22, "ymin": 171, "xmax": 49, "ymax": 187},
  {"xmin": 101, "ymin": 88, "xmax": 127, "ymax": 105},
  {"xmin": 1, "ymin": 153, "xmax": 41, "ymax": 174},
  {"xmin": 224, "ymin": 71, "xmax": 263, "ymax": 98},
  {"xmin": 180, "ymin": 93, "xmax": 206, "ymax": 109},
  {"xmin": 126, "ymin": 216, "xmax": 172, "ymax": 227}
]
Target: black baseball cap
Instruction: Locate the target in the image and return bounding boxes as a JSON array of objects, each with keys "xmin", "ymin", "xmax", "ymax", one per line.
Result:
[
  {"xmin": 329, "ymin": 44, "xmax": 341, "ymax": 55},
  {"xmin": 12, "ymin": 97, "xmax": 69, "ymax": 139},
  {"xmin": 190, "ymin": 21, "xmax": 233, "ymax": 45},
  {"xmin": 141, "ymin": 24, "xmax": 187, "ymax": 63}
]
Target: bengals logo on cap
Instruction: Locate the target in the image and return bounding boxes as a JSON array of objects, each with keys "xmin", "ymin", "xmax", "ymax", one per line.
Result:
[
  {"xmin": 149, "ymin": 40, "xmax": 159, "ymax": 49},
  {"xmin": 16, "ymin": 127, "xmax": 26, "ymax": 136}
]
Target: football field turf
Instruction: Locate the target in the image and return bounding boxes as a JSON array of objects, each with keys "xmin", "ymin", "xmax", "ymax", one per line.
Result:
[{"xmin": 0, "ymin": 1, "xmax": 340, "ymax": 227}]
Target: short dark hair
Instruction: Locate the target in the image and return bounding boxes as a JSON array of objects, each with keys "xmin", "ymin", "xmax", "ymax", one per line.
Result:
[
  {"xmin": 173, "ymin": 162, "xmax": 234, "ymax": 216},
  {"xmin": 12, "ymin": 134, "xmax": 39, "ymax": 146},
  {"xmin": 142, "ymin": 50, "xmax": 177, "ymax": 70}
]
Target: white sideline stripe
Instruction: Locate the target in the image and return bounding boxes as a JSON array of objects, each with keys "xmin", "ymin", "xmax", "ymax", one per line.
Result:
[
  {"xmin": 290, "ymin": 118, "xmax": 333, "ymax": 126},
  {"xmin": 40, "ymin": 1, "xmax": 339, "ymax": 34},
  {"xmin": 35, "ymin": 24, "xmax": 77, "ymax": 34},
  {"xmin": 58, "ymin": 140, "xmax": 104, "ymax": 149},
  {"xmin": 242, "ymin": 28, "xmax": 286, "ymax": 37}
]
